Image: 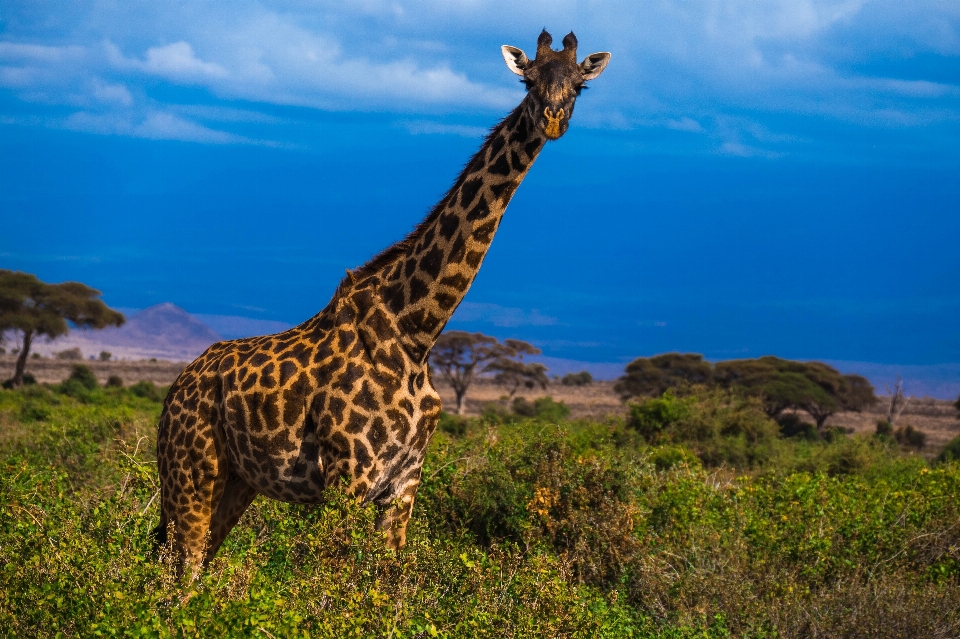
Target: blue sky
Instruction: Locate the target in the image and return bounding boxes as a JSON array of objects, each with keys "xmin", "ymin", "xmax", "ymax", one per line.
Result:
[{"xmin": 1, "ymin": 1, "xmax": 959, "ymax": 395}]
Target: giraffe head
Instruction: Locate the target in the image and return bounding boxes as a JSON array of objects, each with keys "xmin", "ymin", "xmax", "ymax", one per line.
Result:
[{"xmin": 501, "ymin": 30, "xmax": 610, "ymax": 140}]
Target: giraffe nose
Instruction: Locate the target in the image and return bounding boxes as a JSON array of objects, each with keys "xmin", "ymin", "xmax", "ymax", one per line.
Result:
[{"xmin": 542, "ymin": 107, "xmax": 566, "ymax": 139}]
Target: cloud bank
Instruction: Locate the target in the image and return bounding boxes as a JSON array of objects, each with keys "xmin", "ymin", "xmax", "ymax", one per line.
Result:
[{"xmin": 0, "ymin": 1, "xmax": 957, "ymax": 153}]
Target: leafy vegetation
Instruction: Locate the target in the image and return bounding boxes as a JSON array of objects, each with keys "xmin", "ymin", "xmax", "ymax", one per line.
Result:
[
  {"xmin": 617, "ymin": 353, "xmax": 877, "ymax": 433},
  {"xmin": 561, "ymin": 371, "xmax": 594, "ymax": 386},
  {"xmin": 1, "ymin": 382, "xmax": 959, "ymax": 637}
]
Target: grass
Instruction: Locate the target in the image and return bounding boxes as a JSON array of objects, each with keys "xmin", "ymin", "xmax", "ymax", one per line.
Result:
[{"xmin": 1, "ymin": 383, "xmax": 959, "ymax": 637}]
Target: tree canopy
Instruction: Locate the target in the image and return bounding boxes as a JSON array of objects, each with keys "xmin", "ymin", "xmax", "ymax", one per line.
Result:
[
  {"xmin": 617, "ymin": 352, "xmax": 876, "ymax": 431},
  {"xmin": 0, "ymin": 270, "xmax": 124, "ymax": 388},
  {"xmin": 613, "ymin": 353, "xmax": 713, "ymax": 399},
  {"xmin": 486, "ymin": 339, "xmax": 548, "ymax": 399},
  {"xmin": 429, "ymin": 331, "xmax": 503, "ymax": 415},
  {"xmin": 429, "ymin": 332, "xmax": 549, "ymax": 415}
]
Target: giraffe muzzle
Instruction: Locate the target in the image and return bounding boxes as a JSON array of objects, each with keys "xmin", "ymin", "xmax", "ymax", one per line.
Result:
[{"xmin": 542, "ymin": 107, "xmax": 565, "ymax": 139}]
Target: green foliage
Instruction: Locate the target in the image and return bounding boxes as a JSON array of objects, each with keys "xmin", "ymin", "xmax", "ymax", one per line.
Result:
[
  {"xmin": 54, "ymin": 346, "xmax": 83, "ymax": 360},
  {"xmin": 57, "ymin": 364, "xmax": 100, "ymax": 399},
  {"xmin": 437, "ymin": 411, "xmax": 468, "ymax": 437},
  {"xmin": 776, "ymin": 413, "xmax": 817, "ymax": 440},
  {"xmin": 511, "ymin": 396, "xmax": 570, "ymax": 422},
  {"xmin": 627, "ymin": 391, "xmax": 692, "ymax": 442},
  {"xmin": 628, "ymin": 390, "xmax": 781, "ymax": 468},
  {"xmin": 895, "ymin": 423, "xmax": 927, "ymax": 450},
  {"xmin": 106, "ymin": 374, "xmax": 124, "ymax": 388},
  {"xmin": 1, "ymin": 387, "xmax": 959, "ymax": 637},
  {"xmin": 618, "ymin": 354, "xmax": 877, "ymax": 433},
  {"xmin": 938, "ymin": 435, "xmax": 960, "ymax": 463},
  {"xmin": 129, "ymin": 380, "xmax": 166, "ymax": 403},
  {"xmin": 561, "ymin": 371, "xmax": 593, "ymax": 386},
  {"xmin": 69, "ymin": 364, "xmax": 99, "ymax": 390},
  {"xmin": 615, "ymin": 353, "xmax": 712, "ymax": 399}
]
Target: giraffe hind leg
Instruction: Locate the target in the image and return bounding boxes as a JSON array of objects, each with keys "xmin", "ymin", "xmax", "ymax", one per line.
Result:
[{"xmin": 204, "ymin": 474, "xmax": 258, "ymax": 563}]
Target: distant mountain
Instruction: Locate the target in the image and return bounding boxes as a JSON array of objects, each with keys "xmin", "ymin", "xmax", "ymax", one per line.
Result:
[{"xmin": 32, "ymin": 303, "xmax": 225, "ymax": 362}]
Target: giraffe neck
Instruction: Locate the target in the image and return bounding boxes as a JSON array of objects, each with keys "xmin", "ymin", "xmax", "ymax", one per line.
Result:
[{"xmin": 345, "ymin": 99, "xmax": 547, "ymax": 363}]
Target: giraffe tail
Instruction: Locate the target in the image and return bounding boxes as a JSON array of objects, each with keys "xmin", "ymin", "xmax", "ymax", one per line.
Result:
[{"xmin": 150, "ymin": 515, "xmax": 168, "ymax": 551}]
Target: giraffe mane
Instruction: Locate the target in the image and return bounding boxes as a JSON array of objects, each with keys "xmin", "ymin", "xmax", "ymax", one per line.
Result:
[{"xmin": 345, "ymin": 103, "xmax": 525, "ymax": 286}]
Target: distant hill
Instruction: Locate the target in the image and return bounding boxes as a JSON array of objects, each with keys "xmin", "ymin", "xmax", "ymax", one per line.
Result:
[{"xmin": 30, "ymin": 303, "xmax": 225, "ymax": 362}]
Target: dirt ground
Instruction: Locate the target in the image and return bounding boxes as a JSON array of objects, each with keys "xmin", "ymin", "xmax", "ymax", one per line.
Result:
[
  {"xmin": 0, "ymin": 354, "xmax": 188, "ymax": 386},
  {"xmin": 5, "ymin": 354, "xmax": 957, "ymax": 454},
  {"xmin": 823, "ymin": 397, "xmax": 960, "ymax": 455}
]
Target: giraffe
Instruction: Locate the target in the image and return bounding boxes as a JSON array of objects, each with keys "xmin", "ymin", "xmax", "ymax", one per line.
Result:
[{"xmin": 153, "ymin": 29, "xmax": 610, "ymax": 569}]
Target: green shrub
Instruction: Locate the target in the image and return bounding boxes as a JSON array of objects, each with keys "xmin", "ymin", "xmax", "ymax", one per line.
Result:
[
  {"xmin": 438, "ymin": 411, "xmax": 468, "ymax": 437},
  {"xmin": 532, "ymin": 396, "xmax": 570, "ymax": 422},
  {"xmin": 821, "ymin": 425, "xmax": 848, "ymax": 443},
  {"xmin": 58, "ymin": 364, "xmax": 99, "ymax": 397},
  {"xmin": 777, "ymin": 413, "xmax": 817, "ymax": 440},
  {"xmin": 561, "ymin": 371, "xmax": 593, "ymax": 386},
  {"xmin": 895, "ymin": 423, "xmax": 927, "ymax": 450},
  {"xmin": 510, "ymin": 396, "xmax": 570, "ymax": 422},
  {"xmin": 105, "ymin": 374, "xmax": 124, "ymax": 388},
  {"xmin": 512, "ymin": 396, "xmax": 537, "ymax": 417},
  {"xmin": 876, "ymin": 419, "xmax": 894, "ymax": 438},
  {"xmin": 627, "ymin": 391, "xmax": 692, "ymax": 442},
  {"xmin": 939, "ymin": 435, "xmax": 960, "ymax": 463},
  {"xmin": 128, "ymin": 380, "xmax": 164, "ymax": 402},
  {"xmin": 648, "ymin": 445, "xmax": 700, "ymax": 471}
]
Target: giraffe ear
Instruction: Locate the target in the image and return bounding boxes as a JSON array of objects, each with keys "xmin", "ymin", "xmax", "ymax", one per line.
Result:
[
  {"xmin": 580, "ymin": 52, "xmax": 611, "ymax": 80},
  {"xmin": 501, "ymin": 45, "xmax": 529, "ymax": 77}
]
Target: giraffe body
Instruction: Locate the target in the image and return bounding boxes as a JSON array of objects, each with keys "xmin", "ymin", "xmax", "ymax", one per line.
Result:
[{"xmin": 154, "ymin": 30, "xmax": 610, "ymax": 568}]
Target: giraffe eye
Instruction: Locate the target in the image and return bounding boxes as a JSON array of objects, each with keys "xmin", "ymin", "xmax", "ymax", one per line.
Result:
[
  {"xmin": 522, "ymin": 79, "xmax": 535, "ymax": 90},
  {"xmin": 575, "ymin": 84, "xmax": 587, "ymax": 96}
]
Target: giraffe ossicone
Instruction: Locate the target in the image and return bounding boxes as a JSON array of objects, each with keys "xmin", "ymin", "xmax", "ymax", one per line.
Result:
[{"xmin": 153, "ymin": 30, "xmax": 610, "ymax": 569}]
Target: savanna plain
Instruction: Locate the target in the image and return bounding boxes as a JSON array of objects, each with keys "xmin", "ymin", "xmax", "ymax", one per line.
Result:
[{"xmin": 2, "ymin": 357, "xmax": 960, "ymax": 638}]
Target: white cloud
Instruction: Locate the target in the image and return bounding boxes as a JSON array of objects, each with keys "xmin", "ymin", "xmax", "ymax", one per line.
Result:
[
  {"xmin": 451, "ymin": 302, "xmax": 558, "ymax": 327},
  {"xmin": 64, "ymin": 110, "xmax": 246, "ymax": 144},
  {"xmin": 403, "ymin": 120, "xmax": 488, "ymax": 137},
  {"xmin": 143, "ymin": 42, "xmax": 228, "ymax": 79},
  {"xmin": 666, "ymin": 117, "xmax": 703, "ymax": 133},
  {"xmin": 0, "ymin": 0, "xmax": 957, "ymax": 146},
  {"xmin": 91, "ymin": 78, "xmax": 132, "ymax": 106}
]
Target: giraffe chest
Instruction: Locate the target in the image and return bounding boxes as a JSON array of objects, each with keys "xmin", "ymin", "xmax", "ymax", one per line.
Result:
[{"xmin": 220, "ymin": 351, "xmax": 441, "ymax": 505}]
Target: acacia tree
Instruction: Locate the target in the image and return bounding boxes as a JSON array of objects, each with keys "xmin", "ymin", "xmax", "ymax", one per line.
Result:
[
  {"xmin": 715, "ymin": 357, "xmax": 875, "ymax": 430},
  {"xmin": 614, "ymin": 353, "xmax": 713, "ymax": 399},
  {"xmin": 429, "ymin": 331, "xmax": 506, "ymax": 415},
  {"xmin": 486, "ymin": 339, "xmax": 548, "ymax": 399},
  {"xmin": 0, "ymin": 270, "xmax": 125, "ymax": 388}
]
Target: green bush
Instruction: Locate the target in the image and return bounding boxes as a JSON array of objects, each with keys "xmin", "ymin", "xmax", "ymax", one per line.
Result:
[
  {"xmin": 105, "ymin": 374, "xmax": 124, "ymax": 388},
  {"xmin": 532, "ymin": 396, "xmax": 570, "ymax": 422},
  {"xmin": 438, "ymin": 411, "xmax": 468, "ymax": 437},
  {"xmin": 876, "ymin": 419, "xmax": 894, "ymax": 438},
  {"xmin": 57, "ymin": 364, "xmax": 99, "ymax": 398},
  {"xmin": 561, "ymin": 371, "xmax": 593, "ymax": 386},
  {"xmin": 627, "ymin": 391, "xmax": 692, "ymax": 442},
  {"xmin": 628, "ymin": 390, "xmax": 780, "ymax": 468},
  {"xmin": 939, "ymin": 435, "xmax": 960, "ymax": 463},
  {"xmin": 512, "ymin": 396, "xmax": 537, "ymax": 417},
  {"xmin": 510, "ymin": 396, "xmax": 570, "ymax": 422},
  {"xmin": 128, "ymin": 380, "xmax": 164, "ymax": 402},
  {"xmin": 895, "ymin": 423, "xmax": 927, "ymax": 450},
  {"xmin": 777, "ymin": 413, "xmax": 817, "ymax": 440}
]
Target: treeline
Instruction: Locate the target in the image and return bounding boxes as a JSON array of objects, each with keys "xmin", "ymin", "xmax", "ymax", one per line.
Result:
[{"xmin": 616, "ymin": 353, "xmax": 876, "ymax": 430}]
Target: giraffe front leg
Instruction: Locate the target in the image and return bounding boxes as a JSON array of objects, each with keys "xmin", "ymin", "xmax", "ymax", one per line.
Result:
[{"xmin": 374, "ymin": 472, "xmax": 422, "ymax": 550}]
